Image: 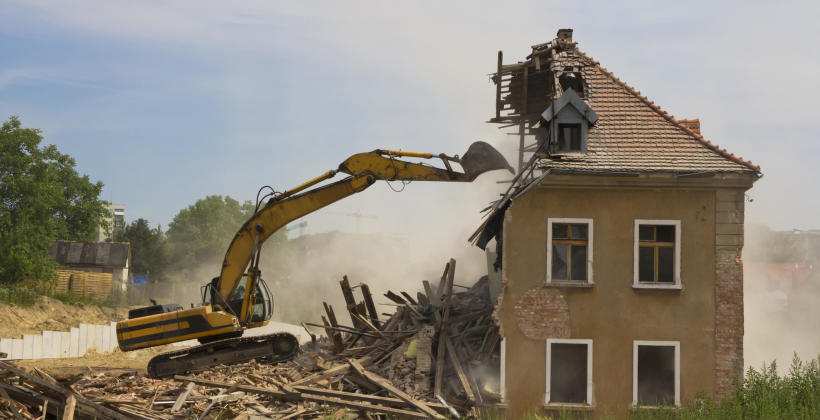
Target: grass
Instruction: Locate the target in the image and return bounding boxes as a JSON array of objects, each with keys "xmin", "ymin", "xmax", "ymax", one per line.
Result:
[
  {"xmin": 479, "ymin": 354, "xmax": 819, "ymax": 419},
  {"xmin": 0, "ymin": 283, "xmax": 39, "ymax": 306}
]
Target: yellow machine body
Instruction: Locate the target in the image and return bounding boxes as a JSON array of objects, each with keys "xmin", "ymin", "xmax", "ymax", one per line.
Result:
[{"xmin": 115, "ymin": 141, "xmax": 511, "ymax": 369}]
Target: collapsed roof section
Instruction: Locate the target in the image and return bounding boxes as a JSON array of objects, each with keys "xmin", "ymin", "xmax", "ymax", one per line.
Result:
[{"xmin": 490, "ymin": 29, "xmax": 761, "ymax": 175}]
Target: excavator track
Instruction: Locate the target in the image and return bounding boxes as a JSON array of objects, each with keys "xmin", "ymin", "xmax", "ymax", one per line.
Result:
[{"xmin": 147, "ymin": 332, "xmax": 299, "ymax": 378}]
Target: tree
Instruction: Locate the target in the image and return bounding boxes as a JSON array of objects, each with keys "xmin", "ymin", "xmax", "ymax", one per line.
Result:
[
  {"xmin": 114, "ymin": 218, "xmax": 167, "ymax": 280},
  {"xmin": 0, "ymin": 116, "xmax": 108, "ymax": 284},
  {"xmin": 165, "ymin": 195, "xmax": 288, "ymax": 281}
]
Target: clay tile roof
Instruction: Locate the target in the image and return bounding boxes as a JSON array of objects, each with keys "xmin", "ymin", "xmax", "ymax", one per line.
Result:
[{"xmin": 539, "ymin": 45, "xmax": 761, "ymax": 174}]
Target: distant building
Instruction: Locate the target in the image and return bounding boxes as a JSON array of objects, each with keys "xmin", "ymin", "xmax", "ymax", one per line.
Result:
[
  {"xmin": 98, "ymin": 203, "xmax": 126, "ymax": 241},
  {"xmin": 48, "ymin": 240, "xmax": 131, "ymax": 299}
]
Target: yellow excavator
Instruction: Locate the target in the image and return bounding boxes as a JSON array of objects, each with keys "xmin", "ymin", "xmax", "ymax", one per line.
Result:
[{"xmin": 116, "ymin": 142, "xmax": 512, "ymax": 378}]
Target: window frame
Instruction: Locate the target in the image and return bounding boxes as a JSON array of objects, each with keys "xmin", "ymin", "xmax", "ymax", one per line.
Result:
[
  {"xmin": 545, "ymin": 338, "xmax": 594, "ymax": 406},
  {"xmin": 547, "ymin": 218, "xmax": 594, "ymax": 285},
  {"xmin": 633, "ymin": 219, "xmax": 681, "ymax": 289},
  {"xmin": 500, "ymin": 338, "xmax": 506, "ymax": 403},
  {"xmin": 557, "ymin": 123, "xmax": 583, "ymax": 153},
  {"xmin": 632, "ymin": 340, "xmax": 680, "ymax": 407}
]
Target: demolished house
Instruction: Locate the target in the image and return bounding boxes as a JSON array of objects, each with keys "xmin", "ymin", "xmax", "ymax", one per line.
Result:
[{"xmin": 474, "ymin": 29, "xmax": 761, "ymax": 417}]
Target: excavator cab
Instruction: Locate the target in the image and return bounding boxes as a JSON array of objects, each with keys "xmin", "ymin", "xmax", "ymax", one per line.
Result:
[{"xmin": 202, "ymin": 274, "xmax": 273, "ymax": 324}]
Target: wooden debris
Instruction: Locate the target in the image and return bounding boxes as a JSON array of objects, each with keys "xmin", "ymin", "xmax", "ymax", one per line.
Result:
[{"xmin": 0, "ymin": 257, "xmax": 502, "ymax": 418}]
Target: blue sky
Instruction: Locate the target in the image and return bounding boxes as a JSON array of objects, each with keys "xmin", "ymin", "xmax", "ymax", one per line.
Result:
[{"xmin": 1, "ymin": 1, "xmax": 818, "ymax": 236}]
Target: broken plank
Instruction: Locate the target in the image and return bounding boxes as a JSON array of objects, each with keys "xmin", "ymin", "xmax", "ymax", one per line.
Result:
[
  {"xmin": 288, "ymin": 364, "xmax": 351, "ymax": 387},
  {"xmin": 360, "ymin": 284, "xmax": 381, "ymax": 329},
  {"xmin": 0, "ymin": 361, "xmax": 120, "ymax": 420},
  {"xmin": 348, "ymin": 359, "xmax": 443, "ymax": 419},
  {"xmin": 0, "ymin": 384, "xmax": 24, "ymax": 420},
  {"xmin": 293, "ymin": 386, "xmax": 449, "ymax": 414},
  {"xmin": 400, "ymin": 292, "xmax": 418, "ymax": 306},
  {"xmin": 384, "ymin": 291, "xmax": 406, "ymax": 305},
  {"xmin": 434, "ymin": 258, "xmax": 456, "ymax": 397},
  {"xmin": 340, "ymin": 276, "xmax": 364, "ymax": 329},
  {"xmin": 61, "ymin": 395, "xmax": 75, "ymax": 420},
  {"xmin": 171, "ymin": 382, "xmax": 195, "ymax": 413},
  {"xmin": 444, "ymin": 335, "xmax": 476, "ymax": 403}
]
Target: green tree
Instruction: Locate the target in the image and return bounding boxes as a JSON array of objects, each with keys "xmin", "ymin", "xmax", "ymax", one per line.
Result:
[
  {"xmin": 165, "ymin": 195, "xmax": 288, "ymax": 281},
  {"xmin": 114, "ymin": 218, "xmax": 167, "ymax": 280},
  {"xmin": 0, "ymin": 116, "xmax": 108, "ymax": 284}
]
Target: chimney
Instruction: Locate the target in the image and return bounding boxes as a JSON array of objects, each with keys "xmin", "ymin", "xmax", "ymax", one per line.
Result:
[
  {"xmin": 557, "ymin": 28, "xmax": 573, "ymax": 43},
  {"xmin": 678, "ymin": 119, "xmax": 701, "ymax": 135}
]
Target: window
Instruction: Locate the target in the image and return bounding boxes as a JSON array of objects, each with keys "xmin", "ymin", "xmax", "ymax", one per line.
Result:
[
  {"xmin": 633, "ymin": 220, "xmax": 681, "ymax": 289},
  {"xmin": 557, "ymin": 124, "xmax": 582, "ymax": 152},
  {"xmin": 547, "ymin": 218, "xmax": 593, "ymax": 284},
  {"xmin": 558, "ymin": 72, "xmax": 586, "ymax": 98},
  {"xmin": 633, "ymin": 341, "xmax": 680, "ymax": 407},
  {"xmin": 546, "ymin": 338, "xmax": 593, "ymax": 405}
]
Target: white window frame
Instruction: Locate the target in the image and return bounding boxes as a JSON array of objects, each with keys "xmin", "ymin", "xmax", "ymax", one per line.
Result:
[
  {"xmin": 547, "ymin": 218, "xmax": 594, "ymax": 285},
  {"xmin": 632, "ymin": 340, "xmax": 680, "ymax": 407},
  {"xmin": 500, "ymin": 338, "xmax": 506, "ymax": 403},
  {"xmin": 633, "ymin": 219, "xmax": 681, "ymax": 289},
  {"xmin": 545, "ymin": 338, "xmax": 594, "ymax": 405}
]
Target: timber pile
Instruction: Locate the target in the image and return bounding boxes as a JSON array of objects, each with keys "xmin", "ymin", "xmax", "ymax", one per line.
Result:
[{"xmin": 0, "ymin": 258, "xmax": 501, "ymax": 419}]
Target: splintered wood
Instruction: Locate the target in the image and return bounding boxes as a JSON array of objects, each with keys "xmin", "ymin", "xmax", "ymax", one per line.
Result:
[{"xmin": 0, "ymin": 258, "xmax": 502, "ymax": 419}]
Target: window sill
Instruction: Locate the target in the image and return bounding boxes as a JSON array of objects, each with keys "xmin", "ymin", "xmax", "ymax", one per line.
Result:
[
  {"xmin": 630, "ymin": 404, "xmax": 680, "ymax": 411},
  {"xmin": 632, "ymin": 283, "xmax": 682, "ymax": 290},
  {"xmin": 543, "ymin": 403, "xmax": 595, "ymax": 411},
  {"xmin": 545, "ymin": 281, "xmax": 595, "ymax": 288}
]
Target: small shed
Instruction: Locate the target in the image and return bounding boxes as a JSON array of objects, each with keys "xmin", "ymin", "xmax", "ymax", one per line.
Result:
[{"xmin": 47, "ymin": 241, "xmax": 131, "ymax": 299}]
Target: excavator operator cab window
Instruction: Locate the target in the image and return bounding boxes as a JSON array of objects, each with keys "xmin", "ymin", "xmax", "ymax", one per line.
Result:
[
  {"xmin": 250, "ymin": 278, "xmax": 273, "ymax": 323},
  {"xmin": 228, "ymin": 275, "xmax": 248, "ymax": 317}
]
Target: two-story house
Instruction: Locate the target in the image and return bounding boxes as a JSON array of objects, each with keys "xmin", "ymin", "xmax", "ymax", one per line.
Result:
[{"xmin": 476, "ymin": 30, "xmax": 761, "ymax": 417}]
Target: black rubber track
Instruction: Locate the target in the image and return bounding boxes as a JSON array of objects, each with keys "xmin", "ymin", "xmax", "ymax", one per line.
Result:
[{"xmin": 147, "ymin": 332, "xmax": 299, "ymax": 378}]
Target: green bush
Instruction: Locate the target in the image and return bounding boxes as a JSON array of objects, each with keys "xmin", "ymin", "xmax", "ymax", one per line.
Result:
[
  {"xmin": 631, "ymin": 354, "xmax": 819, "ymax": 420},
  {"xmin": 0, "ymin": 284, "xmax": 38, "ymax": 306}
]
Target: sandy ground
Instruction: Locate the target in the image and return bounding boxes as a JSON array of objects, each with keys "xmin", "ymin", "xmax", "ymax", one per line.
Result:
[
  {"xmin": 15, "ymin": 345, "xmax": 176, "ymax": 375},
  {"xmin": 0, "ymin": 297, "xmax": 128, "ymax": 338}
]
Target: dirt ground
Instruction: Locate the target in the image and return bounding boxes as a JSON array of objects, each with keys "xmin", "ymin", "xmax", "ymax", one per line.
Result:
[
  {"xmin": 0, "ymin": 296, "xmax": 128, "ymax": 338},
  {"xmin": 15, "ymin": 345, "xmax": 177, "ymax": 375}
]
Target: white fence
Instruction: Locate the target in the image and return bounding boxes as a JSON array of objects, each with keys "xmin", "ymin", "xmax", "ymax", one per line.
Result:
[{"xmin": 0, "ymin": 322, "xmax": 118, "ymax": 360}]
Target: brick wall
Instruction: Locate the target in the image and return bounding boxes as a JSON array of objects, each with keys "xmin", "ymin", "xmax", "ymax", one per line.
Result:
[
  {"xmin": 513, "ymin": 287, "xmax": 570, "ymax": 340},
  {"xmin": 714, "ymin": 189, "xmax": 746, "ymax": 396}
]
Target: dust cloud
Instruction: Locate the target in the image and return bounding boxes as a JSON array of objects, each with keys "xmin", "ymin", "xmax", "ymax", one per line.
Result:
[{"xmin": 743, "ymin": 224, "xmax": 820, "ymax": 372}]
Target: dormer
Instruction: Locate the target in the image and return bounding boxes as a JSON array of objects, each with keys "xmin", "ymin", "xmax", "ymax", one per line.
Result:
[{"xmin": 541, "ymin": 88, "xmax": 598, "ymax": 155}]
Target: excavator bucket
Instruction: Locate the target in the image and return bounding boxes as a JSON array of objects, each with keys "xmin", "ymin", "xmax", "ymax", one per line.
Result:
[{"xmin": 460, "ymin": 141, "xmax": 515, "ymax": 179}]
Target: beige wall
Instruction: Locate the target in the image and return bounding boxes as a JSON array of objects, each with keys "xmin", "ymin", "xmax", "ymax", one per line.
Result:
[{"xmin": 500, "ymin": 185, "xmax": 718, "ymax": 417}]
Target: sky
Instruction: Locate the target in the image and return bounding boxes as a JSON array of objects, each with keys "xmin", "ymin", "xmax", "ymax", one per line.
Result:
[{"xmin": 1, "ymin": 0, "xmax": 818, "ymax": 235}]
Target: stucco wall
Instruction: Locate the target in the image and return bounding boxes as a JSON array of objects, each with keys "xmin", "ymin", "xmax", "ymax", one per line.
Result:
[{"xmin": 500, "ymin": 186, "xmax": 718, "ymax": 417}]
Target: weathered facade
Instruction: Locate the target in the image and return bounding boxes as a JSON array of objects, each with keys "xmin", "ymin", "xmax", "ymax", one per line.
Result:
[{"xmin": 481, "ymin": 30, "xmax": 761, "ymax": 417}]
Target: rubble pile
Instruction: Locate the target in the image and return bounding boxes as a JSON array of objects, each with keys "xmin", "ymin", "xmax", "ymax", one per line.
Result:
[{"xmin": 0, "ymin": 259, "xmax": 502, "ymax": 419}]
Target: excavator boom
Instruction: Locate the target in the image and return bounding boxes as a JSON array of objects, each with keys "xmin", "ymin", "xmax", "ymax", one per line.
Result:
[{"xmin": 116, "ymin": 141, "xmax": 511, "ymax": 377}]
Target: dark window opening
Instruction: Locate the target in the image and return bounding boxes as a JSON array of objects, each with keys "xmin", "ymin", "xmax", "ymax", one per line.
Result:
[
  {"xmin": 557, "ymin": 124, "xmax": 582, "ymax": 153},
  {"xmin": 550, "ymin": 343, "xmax": 588, "ymax": 404},
  {"xmin": 552, "ymin": 223, "xmax": 589, "ymax": 282},
  {"xmin": 559, "ymin": 72, "xmax": 585, "ymax": 98},
  {"xmin": 637, "ymin": 345, "xmax": 676, "ymax": 406},
  {"xmin": 638, "ymin": 225, "xmax": 675, "ymax": 283}
]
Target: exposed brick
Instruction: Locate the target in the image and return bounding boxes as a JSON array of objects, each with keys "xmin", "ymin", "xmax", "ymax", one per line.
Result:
[
  {"xmin": 715, "ymin": 249, "xmax": 744, "ymax": 397},
  {"xmin": 513, "ymin": 287, "xmax": 571, "ymax": 340}
]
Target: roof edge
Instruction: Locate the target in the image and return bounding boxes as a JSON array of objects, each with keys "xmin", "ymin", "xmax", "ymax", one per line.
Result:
[{"xmin": 570, "ymin": 45, "xmax": 761, "ymax": 174}]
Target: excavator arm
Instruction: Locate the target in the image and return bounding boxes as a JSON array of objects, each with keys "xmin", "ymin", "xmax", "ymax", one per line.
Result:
[
  {"xmin": 217, "ymin": 142, "xmax": 513, "ymax": 318},
  {"xmin": 118, "ymin": 141, "xmax": 510, "ymax": 377}
]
